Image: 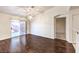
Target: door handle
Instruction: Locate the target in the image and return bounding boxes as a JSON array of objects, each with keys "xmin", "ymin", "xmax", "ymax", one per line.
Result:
[{"xmin": 77, "ymin": 32, "xmax": 79, "ymax": 34}]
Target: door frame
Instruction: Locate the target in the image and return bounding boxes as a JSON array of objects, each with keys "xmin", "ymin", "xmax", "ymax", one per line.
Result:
[{"xmin": 54, "ymin": 15, "xmax": 66, "ymax": 40}]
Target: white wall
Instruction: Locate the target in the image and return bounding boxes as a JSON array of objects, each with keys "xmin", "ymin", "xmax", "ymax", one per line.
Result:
[
  {"xmin": 0, "ymin": 13, "xmax": 11, "ymax": 40},
  {"xmin": 31, "ymin": 6, "xmax": 69, "ymax": 39},
  {"xmin": 27, "ymin": 20, "xmax": 31, "ymax": 34}
]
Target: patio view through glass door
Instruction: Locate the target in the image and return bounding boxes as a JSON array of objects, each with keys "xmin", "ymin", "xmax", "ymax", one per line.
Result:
[{"xmin": 11, "ymin": 20, "xmax": 26, "ymax": 37}]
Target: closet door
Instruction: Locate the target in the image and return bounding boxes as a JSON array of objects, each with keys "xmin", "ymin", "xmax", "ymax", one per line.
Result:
[
  {"xmin": 72, "ymin": 15, "xmax": 79, "ymax": 53},
  {"xmin": 72, "ymin": 15, "xmax": 79, "ymax": 43}
]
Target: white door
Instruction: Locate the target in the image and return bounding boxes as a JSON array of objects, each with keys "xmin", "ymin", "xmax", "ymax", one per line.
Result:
[{"xmin": 72, "ymin": 15, "xmax": 79, "ymax": 53}]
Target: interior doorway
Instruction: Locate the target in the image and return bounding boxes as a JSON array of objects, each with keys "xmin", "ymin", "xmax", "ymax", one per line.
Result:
[{"xmin": 54, "ymin": 17, "xmax": 66, "ymax": 40}]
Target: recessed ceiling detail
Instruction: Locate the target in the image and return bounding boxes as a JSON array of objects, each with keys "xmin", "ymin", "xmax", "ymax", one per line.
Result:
[{"xmin": 0, "ymin": 6, "xmax": 53, "ymax": 17}]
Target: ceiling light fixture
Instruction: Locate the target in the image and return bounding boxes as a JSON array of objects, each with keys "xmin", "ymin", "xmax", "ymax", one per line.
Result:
[{"xmin": 27, "ymin": 15, "xmax": 33, "ymax": 21}]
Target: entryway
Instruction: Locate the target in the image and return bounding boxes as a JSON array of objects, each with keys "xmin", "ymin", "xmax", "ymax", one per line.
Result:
[{"xmin": 54, "ymin": 16, "xmax": 66, "ymax": 40}]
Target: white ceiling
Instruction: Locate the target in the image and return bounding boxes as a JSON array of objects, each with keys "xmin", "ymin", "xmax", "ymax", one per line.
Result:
[{"xmin": 0, "ymin": 6, "xmax": 53, "ymax": 17}]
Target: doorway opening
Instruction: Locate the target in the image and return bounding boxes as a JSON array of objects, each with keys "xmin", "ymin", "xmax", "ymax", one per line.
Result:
[{"xmin": 54, "ymin": 17, "xmax": 66, "ymax": 40}]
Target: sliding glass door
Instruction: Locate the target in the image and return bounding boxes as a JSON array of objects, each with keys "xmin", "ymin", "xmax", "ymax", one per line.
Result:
[{"xmin": 11, "ymin": 20, "xmax": 26, "ymax": 37}]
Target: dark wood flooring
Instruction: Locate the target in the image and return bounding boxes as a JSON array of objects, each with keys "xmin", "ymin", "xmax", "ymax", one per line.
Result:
[{"xmin": 0, "ymin": 34, "xmax": 75, "ymax": 53}]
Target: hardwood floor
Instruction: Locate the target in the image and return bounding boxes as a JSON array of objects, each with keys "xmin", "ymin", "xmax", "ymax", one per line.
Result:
[{"xmin": 0, "ymin": 34, "xmax": 75, "ymax": 53}]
